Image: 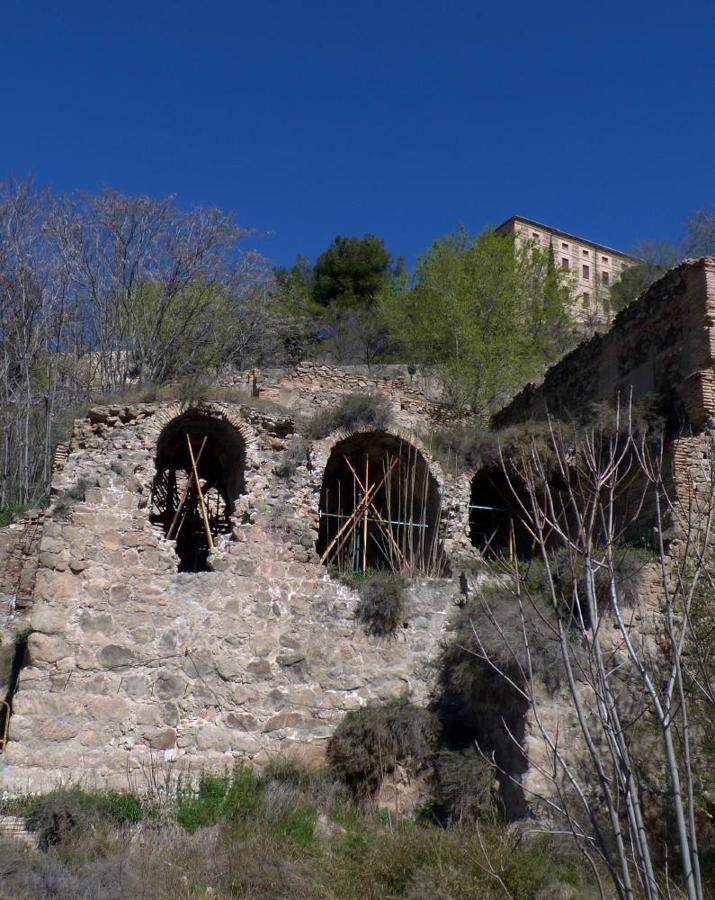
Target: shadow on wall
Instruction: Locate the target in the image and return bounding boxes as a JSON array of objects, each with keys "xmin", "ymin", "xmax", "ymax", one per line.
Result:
[
  {"xmin": 150, "ymin": 410, "xmax": 246, "ymax": 572},
  {"xmin": 316, "ymin": 430, "xmax": 447, "ymax": 577}
]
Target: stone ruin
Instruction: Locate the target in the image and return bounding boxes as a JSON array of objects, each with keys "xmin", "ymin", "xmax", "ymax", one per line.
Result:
[
  {"xmin": 0, "ymin": 257, "xmax": 714, "ymax": 805},
  {"xmin": 0, "ymin": 362, "xmax": 474, "ymax": 794}
]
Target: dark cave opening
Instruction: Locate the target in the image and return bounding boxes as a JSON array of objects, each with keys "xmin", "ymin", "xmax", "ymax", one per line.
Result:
[{"xmin": 469, "ymin": 467, "xmax": 537, "ymax": 559}]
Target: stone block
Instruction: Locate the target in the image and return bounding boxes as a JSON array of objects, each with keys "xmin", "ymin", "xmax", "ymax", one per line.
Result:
[
  {"xmin": 98, "ymin": 644, "xmax": 136, "ymax": 668},
  {"xmin": 225, "ymin": 713, "xmax": 257, "ymax": 731},
  {"xmin": 28, "ymin": 633, "xmax": 71, "ymax": 665},
  {"xmin": 39, "ymin": 717, "xmax": 81, "ymax": 741},
  {"xmin": 216, "ymin": 655, "xmax": 244, "ymax": 681},
  {"xmin": 36, "ymin": 570, "xmax": 78, "ymax": 603},
  {"xmin": 154, "ymin": 671, "xmax": 186, "ymax": 700},
  {"xmin": 262, "ymin": 712, "xmax": 304, "ymax": 732},
  {"xmin": 78, "ymin": 611, "xmax": 114, "ymax": 635},
  {"xmin": 143, "ymin": 728, "xmax": 176, "ymax": 750},
  {"xmin": 31, "ymin": 606, "xmax": 66, "ymax": 635}
]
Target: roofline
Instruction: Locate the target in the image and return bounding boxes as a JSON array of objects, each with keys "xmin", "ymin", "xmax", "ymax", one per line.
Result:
[{"xmin": 495, "ymin": 215, "xmax": 639, "ymax": 261}]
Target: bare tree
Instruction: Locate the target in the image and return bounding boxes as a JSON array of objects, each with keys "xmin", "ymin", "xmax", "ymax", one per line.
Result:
[
  {"xmin": 463, "ymin": 410, "xmax": 712, "ymax": 899},
  {"xmin": 48, "ymin": 189, "xmax": 269, "ymax": 389},
  {"xmin": 0, "ymin": 181, "xmax": 276, "ymax": 517},
  {"xmin": 0, "ymin": 179, "xmax": 81, "ymax": 509}
]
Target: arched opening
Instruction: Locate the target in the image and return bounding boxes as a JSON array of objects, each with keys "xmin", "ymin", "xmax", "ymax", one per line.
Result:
[
  {"xmin": 469, "ymin": 468, "xmax": 536, "ymax": 559},
  {"xmin": 317, "ymin": 431, "xmax": 446, "ymax": 576},
  {"xmin": 150, "ymin": 410, "xmax": 246, "ymax": 572}
]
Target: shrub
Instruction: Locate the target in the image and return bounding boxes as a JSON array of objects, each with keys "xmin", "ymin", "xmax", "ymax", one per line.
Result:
[
  {"xmin": 274, "ymin": 436, "xmax": 309, "ymax": 479},
  {"xmin": 217, "ymin": 764, "xmax": 264, "ymax": 832},
  {"xmin": 23, "ymin": 787, "xmax": 143, "ymax": 849},
  {"xmin": 434, "ymin": 748, "xmax": 497, "ymax": 824},
  {"xmin": 306, "ymin": 392, "xmax": 394, "ymax": 440},
  {"xmin": 425, "ymin": 421, "xmax": 558, "ymax": 476},
  {"xmin": 327, "ymin": 702, "xmax": 439, "ymax": 800},
  {"xmin": 348, "ymin": 571, "xmax": 406, "ymax": 637}
]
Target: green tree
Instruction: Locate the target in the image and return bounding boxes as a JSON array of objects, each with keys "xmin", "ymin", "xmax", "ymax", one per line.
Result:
[
  {"xmin": 271, "ymin": 236, "xmax": 399, "ymax": 365},
  {"xmin": 312, "ymin": 234, "xmax": 392, "ymax": 310},
  {"xmin": 380, "ymin": 228, "xmax": 575, "ymax": 413},
  {"xmin": 610, "ymin": 240, "xmax": 680, "ymax": 314}
]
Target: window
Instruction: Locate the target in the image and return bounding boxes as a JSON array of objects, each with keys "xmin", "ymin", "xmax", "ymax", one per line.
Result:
[
  {"xmin": 582, "ymin": 248, "xmax": 589, "ymax": 256},
  {"xmin": 583, "ymin": 264, "xmax": 590, "ymax": 280},
  {"xmin": 601, "ymin": 271, "xmax": 609, "ymax": 285},
  {"xmin": 602, "ymin": 256, "xmax": 609, "ymax": 264},
  {"xmin": 562, "ymin": 257, "xmax": 570, "ymax": 270},
  {"xmin": 532, "ymin": 231, "xmax": 539, "ymax": 239},
  {"xmin": 583, "ymin": 292, "xmax": 590, "ymax": 308},
  {"xmin": 561, "ymin": 242, "xmax": 568, "ymax": 249}
]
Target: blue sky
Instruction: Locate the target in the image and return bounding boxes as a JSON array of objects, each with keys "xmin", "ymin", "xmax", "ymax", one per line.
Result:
[{"xmin": 1, "ymin": 1, "xmax": 713, "ymax": 267}]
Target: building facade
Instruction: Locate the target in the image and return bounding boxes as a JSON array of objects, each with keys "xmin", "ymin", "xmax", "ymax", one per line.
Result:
[{"xmin": 496, "ymin": 215, "xmax": 638, "ymax": 331}]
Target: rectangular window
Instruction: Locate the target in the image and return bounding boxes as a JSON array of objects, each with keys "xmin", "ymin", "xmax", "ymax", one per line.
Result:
[
  {"xmin": 532, "ymin": 232, "xmax": 539, "ymax": 239},
  {"xmin": 583, "ymin": 292, "xmax": 590, "ymax": 308},
  {"xmin": 582, "ymin": 248, "xmax": 589, "ymax": 256},
  {"xmin": 601, "ymin": 271, "xmax": 610, "ymax": 285},
  {"xmin": 583, "ymin": 264, "xmax": 590, "ymax": 280},
  {"xmin": 562, "ymin": 258, "xmax": 570, "ymax": 270},
  {"xmin": 561, "ymin": 242, "xmax": 568, "ymax": 249},
  {"xmin": 602, "ymin": 256, "xmax": 609, "ymax": 264}
]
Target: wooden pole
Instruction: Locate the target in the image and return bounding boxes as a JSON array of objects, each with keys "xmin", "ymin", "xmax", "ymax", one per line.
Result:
[
  {"xmin": 362, "ymin": 453, "xmax": 369, "ymax": 573},
  {"xmin": 343, "ymin": 456, "xmax": 408, "ymax": 570},
  {"xmin": 320, "ymin": 457, "xmax": 398, "ymax": 566},
  {"xmin": 186, "ymin": 434, "xmax": 214, "ymax": 551},
  {"xmin": 166, "ymin": 435, "xmax": 208, "ymax": 539}
]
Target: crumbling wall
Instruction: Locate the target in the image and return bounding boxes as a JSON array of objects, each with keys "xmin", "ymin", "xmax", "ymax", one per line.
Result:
[
  {"xmin": 224, "ymin": 361, "xmax": 448, "ymax": 426},
  {"xmin": 0, "ymin": 511, "xmax": 43, "ymax": 704},
  {"xmin": 496, "ymin": 258, "xmax": 715, "ymax": 428},
  {"xmin": 1, "ymin": 389, "xmax": 473, "ymax": 793}
]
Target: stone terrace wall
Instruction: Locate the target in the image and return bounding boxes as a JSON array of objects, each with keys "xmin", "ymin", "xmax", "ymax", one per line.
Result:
[
  {"xmin": 496, "ymin": 258, "xmax": 715, "ymax": 428},
  {"xmin": 223, "ymin": 362, "xmax": 448, "ymax": 427},
  {"xmin": 1, "ymin": 389, "xmax": 475, "ymax": 794}
]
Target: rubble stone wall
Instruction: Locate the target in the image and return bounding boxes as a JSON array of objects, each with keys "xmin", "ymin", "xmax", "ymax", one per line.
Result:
[
  {"xmin": 223, "ymin": 361, "xmax": 449, "ymax": 426},
  {"xmin": 0, "ymin": 512, "xmax": 43, "ymax": 707},
  {"xmin": 1, "ymin": 378, "xmax": 475, "ymax": 793}
]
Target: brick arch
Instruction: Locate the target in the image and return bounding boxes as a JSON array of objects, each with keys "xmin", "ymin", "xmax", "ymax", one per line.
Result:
[
  {"xmin": 145, "ymin": 401, "xmax": 259, "ymax": 465},
  {"xmin": 311, "ymin": 424, "xmax": 448, "ymax": 493}
]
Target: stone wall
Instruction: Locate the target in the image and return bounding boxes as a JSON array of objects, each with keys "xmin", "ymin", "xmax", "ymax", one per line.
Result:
[
  {"xmin": 1, "ymin": 378, "xmax": 476, "ymax": 793},
  {"xmin": 224, "ymin": 361, "xmax": 449, "ymax": 426},
  {"xmin": 496, "ymin": 257, "xmax": 715, "ymax": 428},
  {"xmin": 0, "ymin": 511, "xmax": 43, "ymax": 708}
]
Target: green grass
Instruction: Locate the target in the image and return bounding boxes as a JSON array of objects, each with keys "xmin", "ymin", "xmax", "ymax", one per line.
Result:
[{"xmin": 0, "ymin": 764, "xmax": 637, "ymax": 899}]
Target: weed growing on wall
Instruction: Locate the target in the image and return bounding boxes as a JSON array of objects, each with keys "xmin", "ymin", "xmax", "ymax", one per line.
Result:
[
  {"xmin": 341, "ymin": 570, "xmax": 406, "ymax": 636},
  {"xmin": 306, "ymin": 392, "xmax": 394, "ymax": 439}
]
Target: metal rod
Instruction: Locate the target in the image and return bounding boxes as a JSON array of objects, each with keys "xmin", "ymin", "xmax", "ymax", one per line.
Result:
[
  {"xmin": 342, "ymin": 455, "xmax": 407, "ymax": 569},
  {"xmin": 321, "ymin": 457, "xmax": 398, "ymax": 567},
  {"xmin": 319, "ymin": 511, "xmax": 429, "ymax": 528}
]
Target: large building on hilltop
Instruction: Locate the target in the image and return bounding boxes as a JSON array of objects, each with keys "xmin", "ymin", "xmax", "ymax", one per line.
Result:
[{"xmin": 496, "ymin": 215, "xmax": 639, "ymax": 331}]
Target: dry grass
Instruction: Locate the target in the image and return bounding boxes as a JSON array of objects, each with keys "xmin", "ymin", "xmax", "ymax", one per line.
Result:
[
  {"xmin": 305, "ymin": 393, "xmax": 394, "ymax": 440},
  {"xmin": 0, "ymin": 764, "xmax": 601, "ymax": 900}
]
